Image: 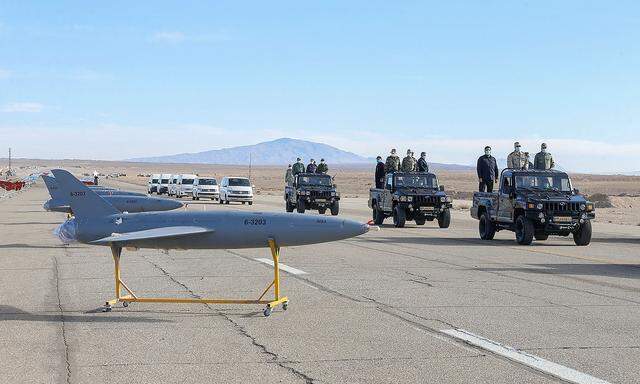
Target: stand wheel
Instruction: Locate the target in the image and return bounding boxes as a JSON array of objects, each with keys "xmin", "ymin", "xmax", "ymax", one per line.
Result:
[
  {"xmin": 263, "ymin": 307, "xmax": 272, "ymax": 317},
  {"xmin": 122, "ymin": 301, "xmax": 129, "ymax": 308},
  {"xmin": 282, "ymin": 302, "xmax": 288, "ymax": 311}
]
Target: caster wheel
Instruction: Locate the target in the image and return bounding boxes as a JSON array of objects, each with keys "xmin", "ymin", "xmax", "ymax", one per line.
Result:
[
  {"xmin": 282, "ymin": 302, "xmax": 288, "ymax": 311},
  {"xmin": 122, "ymin": 301, "xmax": 129, "ymax": 308},
  {"xmin": 263, "ymin": 307, "xmax": 272, "ymax": 317}
]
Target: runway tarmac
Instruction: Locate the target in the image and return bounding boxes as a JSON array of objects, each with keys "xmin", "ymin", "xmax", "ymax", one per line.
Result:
[{"xmin": 2, "ymin": 181, "xmax": 639, "ymax": 383}]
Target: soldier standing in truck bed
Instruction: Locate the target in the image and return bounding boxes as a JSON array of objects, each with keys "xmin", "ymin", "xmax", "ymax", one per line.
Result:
[
  {"xmin": 534, "ymin": 143, "xmax": 555, "ymax": 170},
  {"xmin": 477, "ymin": 146, "xmax": 499, "ymax": 192},
  {"xmin": 316, "ymin": 158, "xmax": 328, "ymax": 174},
  {"xmin": 384, "ymin": 149, "xmax": 400, "ymax": 173},
  {"xmin": 507, "ymin": 142, "xmax": 528, "ymax": 169},
  {"xmin": 401, "ymin": 149, "xmax": 416, "ymax": 172},
  {"xmin": 417, "ymin": 152, "xmax": 429, "ymax": 172},
  {"xmin": 292, "ymin": 158, "xmax": 305, "ymax": 175},
  {"xmin": 375, "ymin": 156, "xmax": 385, "ymax": 189}
]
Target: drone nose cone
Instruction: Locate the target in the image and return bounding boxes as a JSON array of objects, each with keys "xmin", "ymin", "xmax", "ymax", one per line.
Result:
[
  {"xmin": 341, "ymin": 218, "xmax": 371, "ymax": 238},
  {"xmin": 166, "ymin": 199, "xmax": 184, "ymax": 211}
]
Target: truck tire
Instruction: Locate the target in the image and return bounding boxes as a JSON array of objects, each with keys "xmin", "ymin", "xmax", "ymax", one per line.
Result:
[
  {"xmin": 297, "ymin": 199, "xmax": 306, "ymax": 214},
  {"xmin": 479, "ymin": 213, "xmax": 496, "ymax": 240},
  {"xmin": 373, "ymin": 205, "xmax": 385, "ymax": 225},
  {"xmin": 534, "ymin": 232, "xmax": 549, "ymax": 241},
  {"xmin": 286, "ymin": 201, "xmax": 294, "ymax": 212},
  {"xmin": 438, "ymin": 209, "xmax": 451, "ymax": 228},
  {"xmin": 515, "ymin": 215, "xmax": 534, "ymax": 245},
  {"xmin": 573, "ymin": 220, "xmax": 592, "ymax": 246},
  {"xmin": 318, "ymin": 207, "xmax": 327, "ymax": 214},
  {"xmin": 393, "ymin": 205, "xmax": 406, "ymax": 228},
  {"xmin": 330, "ymin": 201, "xmax": 339, "ymax": 216}
]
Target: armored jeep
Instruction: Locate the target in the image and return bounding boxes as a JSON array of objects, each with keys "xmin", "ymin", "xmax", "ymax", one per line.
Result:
[
  {"xmin": 471, "ymin": 169, "xmax": 595, "ymax": 245},
  {"xmin": 285, "ymin": 173, "xmax": 340, "ymax": 215},
  {"xmin": 368, "ymin": 172, "xmax": 452, "ymax": 228}
]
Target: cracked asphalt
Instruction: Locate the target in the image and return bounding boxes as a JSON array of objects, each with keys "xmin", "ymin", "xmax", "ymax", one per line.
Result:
[{"xmin": 1, "ymin": 181, "xmax": 639, "ymax": 383}]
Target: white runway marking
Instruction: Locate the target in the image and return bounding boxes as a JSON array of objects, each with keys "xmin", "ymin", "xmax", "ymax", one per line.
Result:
[
  {"xmin": 441, "ymin": 329, "xmax": 611, "ymax": 384},
  {"xmin": 254, "ymin": 258, "xmax": 308, "ymax": 275}
]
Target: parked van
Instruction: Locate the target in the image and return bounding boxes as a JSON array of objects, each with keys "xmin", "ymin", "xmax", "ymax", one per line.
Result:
[
  {"xmin": 148, "ymin": 174, "xmax": 160, "ymax": 194},
  {"xmin": 158, "ymin": 174, "xmax": 172, "ymax": 195},
  {"xmin": 176, "ymin": 174, "xmax": 197, "ymax": 198},
  {"xmin": 168, "ymin": 174, "xmax": 179, "ymax": 196},
  {"xmin": 192, "ymin": 177, "xmax": 219, "ymax": 201},
  {"xmin": 219, "ymin": 177, "xmax": 253, "ymax": 205}
]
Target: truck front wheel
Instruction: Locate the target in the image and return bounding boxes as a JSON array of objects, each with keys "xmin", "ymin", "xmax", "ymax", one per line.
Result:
[
  {"xmin": 393, "ymin": 205, "xmax": 406, "ymax": 228},
  {"xmin": 515, "ymin": 215, "xmax": 534, "ymax": 245},
  {"xmin": 438, "ymin": 209, "xmax": 451, "ymax": 228},
  {"xmin": 286, "ymin": 200, "xmax": 294, "ymax": 212},
  {"xmin": 479, "ymin": 213, "xmax": 496, "ymax": 240},
  {"xmin": 330, "ymin": 201, "xmax": 339, "ymax": 216},
  {"xmin": 573, "ymin": 220, "xmax": 592, "ymax": 246},
  {"xmin": 373, "ymin": 204, "xmax": 385, "ymax": 225},
  {"xmin": 297, "ymin": 199, "xmax": 306, "ymax": 214}
]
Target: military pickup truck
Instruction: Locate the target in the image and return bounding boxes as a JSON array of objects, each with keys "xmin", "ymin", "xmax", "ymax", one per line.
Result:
[
  {"xmin": 369, "ymin": 172, "xmax": 452, "ymax": 228},
  {"xmin": 285, "ymin": 173, "xmax": 340, "ymax": 215},
  {"xmin": 471, "ymin": 169, "xmax": 595, "ymax": 245}
]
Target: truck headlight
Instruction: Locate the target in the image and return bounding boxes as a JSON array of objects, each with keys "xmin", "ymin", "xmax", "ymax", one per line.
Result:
[
  {"xmin": 440, "ymin": 197, "xmax": 446, "ymax": 202},
  {"xmin": 586, "ymin": 203, "xmax": 593, "ymax": 211},
  {"xmin": 407, "ymin": 196, "xmax": 413, "ymax": 202},
  {"xmin": 536, "ymin": 203, "xmax": 543, "ymax": 210},
  {"xmin": 399, "ymin": 196, "xmax": 407, "ymax": 202},
  {"xmin": 579, "ymin": 203, "xmax": 586, "ymax": 211}
]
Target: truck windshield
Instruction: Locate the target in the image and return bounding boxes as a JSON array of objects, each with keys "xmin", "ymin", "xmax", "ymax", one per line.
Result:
[
  {"xmin": 199, "ymin": 179, "xmax": 217, "ymax": 185},
  {"xmin": 182, "ymin": 179, "xmax": 194, "ymax": 184},
  {"xmin": 229, "ymin": 178, "xmax": 251, "ymax": 187},
  {"xmin": 395, "ymin": 174, "xmax": 437, "ymax": 189},
  {"xmin": 161, "ymin": 179, "xmax": 169, "ymax": 184},
  {"xmin": 151, "ymin": 179, "xmax": 158, "ymax": 184},
  {"xmin": 298, "ymin": 175, "xmax": 332, "ymax": 186},
  {"xmin": 515, "ymin": 175, "xmax": 571, "ymax": 191}
]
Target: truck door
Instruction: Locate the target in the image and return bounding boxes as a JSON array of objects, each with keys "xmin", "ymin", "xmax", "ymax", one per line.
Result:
[{"xmin": 497, "ymin": 173, "xmax": 514, "ymax": 223}]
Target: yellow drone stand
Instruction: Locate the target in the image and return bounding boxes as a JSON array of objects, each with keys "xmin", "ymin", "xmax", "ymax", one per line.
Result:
[{"xmin": 103, "ymin": 238, "xmax": 288, "ymax": 317}]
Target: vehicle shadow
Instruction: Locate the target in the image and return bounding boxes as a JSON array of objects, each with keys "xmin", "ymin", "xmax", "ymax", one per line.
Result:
[
  {"xmin": 357, "ymin": 236, "xmax": 578, "ymax": 247},
  {"xmin": 2, "ymin": 222, "xmax": 62, "ymax": 225},
  {"xmin": 591, "ymin": 237, "xmax": 640, "ymax": 245},
  {"xmin": 474, "ymin": 263, "xmax": 640, "ymax": 279},
  {"xmin": 0, "ymin": 244, "xmax": 81, "ymax": 249},
  {"xmin": 0, "ymin": 305, "xmax": 171, "ymax": 323}
]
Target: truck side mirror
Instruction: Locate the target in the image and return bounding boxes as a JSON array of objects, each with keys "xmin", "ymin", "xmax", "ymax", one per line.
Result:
[
  {"xmin": 439, "ymin": 185, "xmax": 445, "ymax": 192},
  {"xmin": 573, "ymin": 188, "xmax": 580, "ymax": 195}
]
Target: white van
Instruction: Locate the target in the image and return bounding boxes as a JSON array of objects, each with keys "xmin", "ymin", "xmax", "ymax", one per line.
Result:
[
  {"xmin": 192, "ymin": 177, "xmax": 219, "ymax": 201},
  {"xmin": 148, "ymin": 174, "xmax": 160, "ymax": 194},
  {"xmin": 219, "ymin": 177, "xmax": 253, "ymax": 205},
  {"xmin": 175, "ymin": 174, "xmax": 197, "ymax": 198},
  {"xmin": 158, "ymin": 174, "xmax": 172, "ymax": 195},
  {"xmin": 168, "ymin": 175, "xmax": 179, "ymax": 196}
]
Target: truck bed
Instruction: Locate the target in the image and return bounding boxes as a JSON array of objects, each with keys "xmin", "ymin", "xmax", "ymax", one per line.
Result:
[{"xmin": 471, "ymin": 192, "xmax": 499, "ymax": 219}]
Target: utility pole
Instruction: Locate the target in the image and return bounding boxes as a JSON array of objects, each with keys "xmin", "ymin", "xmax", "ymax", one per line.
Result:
[{"xmin": 248, "ymin": 152, "xmax": 252, "ymax": 180}]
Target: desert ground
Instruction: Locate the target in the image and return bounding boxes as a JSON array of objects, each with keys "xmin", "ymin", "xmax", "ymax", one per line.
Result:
[
  {"xmin": 6, "ymin": 158, "xmax": 640, "ymax": 226},
  {"xmin": 1, "ymin": 160, "xmax": 640, "ymax": 383}
]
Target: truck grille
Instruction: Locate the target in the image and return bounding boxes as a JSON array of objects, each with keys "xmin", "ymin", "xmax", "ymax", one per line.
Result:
[
  {"xmin": 544, "ymin": 202, "xmax": 579, "ymax": 212},
  {"xmin": 310, "ymin": 191, "xmax": 332, "ymax": 199},
  {"xmin": 415, "ymin": 195, "xmax": 438, "ymax": 205}
]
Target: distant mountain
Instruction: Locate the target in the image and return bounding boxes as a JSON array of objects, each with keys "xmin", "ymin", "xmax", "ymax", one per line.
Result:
[{"xmin": 127, "ymin": 138, "xmax": 475, "ymax": 170}]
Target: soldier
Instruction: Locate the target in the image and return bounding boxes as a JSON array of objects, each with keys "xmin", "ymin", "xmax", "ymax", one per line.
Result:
[
  {"xmin": 316, "ymin": 158, "xmax": 328, "ymax": 174},
  {"xmin": 285, "ymin": 164, "xmax": 293, "ymax": 186},
  {"xmin": 507, "ymin": 141, "xmax": 528, "ymax": 169},
  {"xmin": 375, "ymin": 156, "xmax": 385, "ymax": 189},
  {"xmin": 417, "ymin": 152, "xmax": 429, "ymax": 172},
  {"xmin": 477, "ymin": 146, "xmax": 499, "ymax": 192},
  {"xmin": 292, "ymin": 157, "xmax": 305, "ymax": 175},
  {"xmin": 401, "ymin": 149, "xmax": 416, "ymax": 172},
  {"xmin": 384, "ymin": 149, "xmax": 401, "ymax": 173},
  {"xmin": 306, "ymin": 159, "xmax": 317, "ymax": 173},
  {"xmin": 534, "ymin": 143, "xmax": 555, "ymax": 170}
]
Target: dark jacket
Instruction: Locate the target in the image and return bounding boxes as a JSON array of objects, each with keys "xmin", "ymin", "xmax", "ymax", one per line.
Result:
[
  {"xmin": 375, "ymin": 162, "xmax": 385, "ymax": 183},
  {"xmin": 306, "ymin": 163, "xmax": 317, "ymax": 173},
  {"xmin": 477, "ymin": 155, "xmax": 499, "ymax": 181},
  {"xmin": 417, "ymin": 157, "xmax": 429, "ymax": 172}
]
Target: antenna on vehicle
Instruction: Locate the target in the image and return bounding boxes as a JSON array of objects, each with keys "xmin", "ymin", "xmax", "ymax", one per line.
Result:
[{"xmin": 248, "ymin": 152, "xmax": 252, "ymax": 181}]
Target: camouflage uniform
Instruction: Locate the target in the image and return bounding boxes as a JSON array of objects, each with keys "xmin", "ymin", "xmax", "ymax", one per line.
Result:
[
  {"xmin": 401, "ymin": 155, "xmax": 416, "ymax": 172},
  {"xmin": 507, "ymin": 151, "xmax": 528, "ymax": 169},
  {"xmin": 316, "ymin": 162, "xmax": 328, "ymax": 174},
  {"xmin": 534, "ymin": 151, "xmax": 554, "ymax": 170},
  {"xmin": 285, "ymin": 168, "xmax": 293, "ymax": 186},
  {"xmin": 384, "ymin": 155, "xmax": 400, "ymax": 173},
  {"xmin": 292, "ymin": 161, "xmax": 305, "ymax": 175}
]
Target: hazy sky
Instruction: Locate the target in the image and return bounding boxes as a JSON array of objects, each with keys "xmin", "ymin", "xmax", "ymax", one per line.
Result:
[{"xmin": 1, "ymin": 1, "xmax": 639, "ymax": 173}]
